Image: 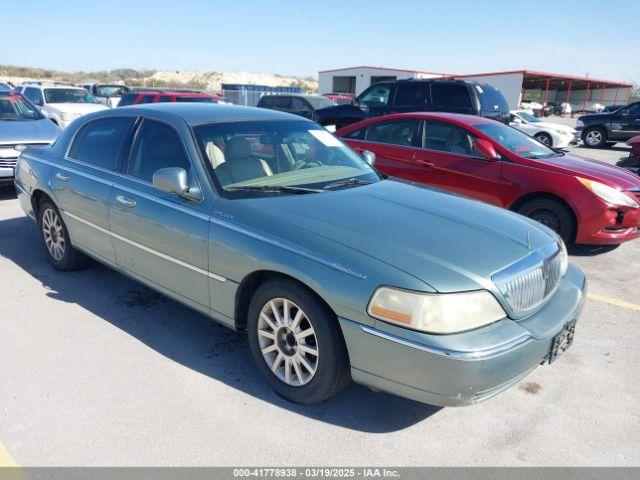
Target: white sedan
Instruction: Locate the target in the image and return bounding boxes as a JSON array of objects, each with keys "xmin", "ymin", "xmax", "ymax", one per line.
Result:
[{"xmin": 509, "ymin": 110, "xmax": 578, "ymax": 148}]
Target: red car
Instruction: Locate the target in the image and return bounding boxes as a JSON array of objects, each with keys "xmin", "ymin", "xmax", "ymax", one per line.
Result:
[
  {"xmin": 117, "ymin": 91, "xmax": 223, "ymax": 107},
  {"xmin": 337, "ymin": 113, "xmax": 640, "ymax": 245}
]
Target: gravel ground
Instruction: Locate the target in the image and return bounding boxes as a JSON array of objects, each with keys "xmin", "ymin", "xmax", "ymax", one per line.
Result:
[{"xmin": 0, "ymin": 141, "xmax": 638, "ymax": 467}]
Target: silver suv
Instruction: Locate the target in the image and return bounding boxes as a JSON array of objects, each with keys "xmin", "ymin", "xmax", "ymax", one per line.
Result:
[{"xmin": 0, "ymin": 90, "xmax": 60, "ymax": 185}]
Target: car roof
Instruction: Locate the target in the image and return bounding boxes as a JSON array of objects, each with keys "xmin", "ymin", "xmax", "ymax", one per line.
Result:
[{"xmin": 114, "ymin": 102, "xmax": 312, "ymax": 124}]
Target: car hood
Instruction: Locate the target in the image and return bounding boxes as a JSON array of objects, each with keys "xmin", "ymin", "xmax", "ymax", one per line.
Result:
[
  {"xmin": 0, "ymin": 118, "xmax": 61, "ymax": 144},
  {"xmin": 313, "ymin": 103, "xmax": 367, "ymax": 121},
  {"xmin": 47, "ymin": 103, "xmax": 108, "ymax": 114},
  {"xmin": 531, "ymin": 153, "xmax": 640, "ymax": 190},
  {"xmin": 236, "ymin": 179, "xmax": 557, "ymax": 292},
  {"xmin": 627, "ymin": 135, "xmax": 640, "ymax": 147},
  {"xmin": 578, "ymin": 112, "xmax": 614, "ymax": 122}
]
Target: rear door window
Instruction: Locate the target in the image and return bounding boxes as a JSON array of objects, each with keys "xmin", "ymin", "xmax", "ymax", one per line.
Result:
[
  {"xmin": 273, "ymin": 96, "xmax": 292, "ymax": 110},
  {"xmin": 394, "ymin": 83, "xmax": 428, "ymax": 109},
  {"xmin": 68, "ymin": 117, "xmax": 135, "ymax": 170},
  {"xmin": 430, "ymin": 84, "xmax": 472, "ymax": 109}
]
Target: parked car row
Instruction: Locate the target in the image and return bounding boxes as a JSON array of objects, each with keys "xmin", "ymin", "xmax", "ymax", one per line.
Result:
[{"xmin": 14, "ymin": 103, "xmax": 586, "ymax": 407}]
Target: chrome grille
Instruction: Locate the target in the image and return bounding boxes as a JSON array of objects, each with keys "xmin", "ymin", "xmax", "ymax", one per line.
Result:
[
  {"xmin": 0, "ymin": 158, "xmax": 18, "ymax": 168},
  {"xmin": 492, "ymin": 242, "xmax": 567, "ymax": 317}
]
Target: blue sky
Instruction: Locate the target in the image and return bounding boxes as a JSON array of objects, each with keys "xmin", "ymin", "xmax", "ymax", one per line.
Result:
[{"xmin": 3, "ymin": 0, "xmax": 638, "ymax": 83}]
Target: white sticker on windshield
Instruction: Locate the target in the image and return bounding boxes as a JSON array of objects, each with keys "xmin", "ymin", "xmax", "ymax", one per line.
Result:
[{"xmin": 309, "ymin": 129, "xmax": 343, "ymax": 147}]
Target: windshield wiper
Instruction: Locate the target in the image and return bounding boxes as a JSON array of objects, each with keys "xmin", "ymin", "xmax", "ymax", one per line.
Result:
[
  {"xmin": 227, "ymin": 185, "xmax": 324, "ymax": 194},
  {"xmin": 323, "ymin": 178, "xmax": 372, "ymax": 190}
]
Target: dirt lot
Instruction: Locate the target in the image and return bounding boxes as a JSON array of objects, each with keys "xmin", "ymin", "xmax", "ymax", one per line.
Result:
[{"xmin": 0, "ymin": 140, "xmax": 639, "ymax": 467}]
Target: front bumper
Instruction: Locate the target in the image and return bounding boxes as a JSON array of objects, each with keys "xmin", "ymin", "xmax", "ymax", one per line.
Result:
[
  {"xmin": 574, "ymin": 194, "xmax": 640, "ymax": 244},
  {"xmin": 340, "ymin": 265, "xmax": 586, "ymax": 407}
]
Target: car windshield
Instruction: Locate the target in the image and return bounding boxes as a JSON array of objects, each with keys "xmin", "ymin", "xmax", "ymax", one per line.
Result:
[
  {"xmin": 475, "ymin": 84, "xmax": 509, "ymax": 112},
  {"xmin": 94, "ymin": 85, "xmax": 129, "ymax": 97},
  {"xmin": 305, "ymin": 96, "xmax": 336, "ymax": 109},
  {"xmin": 193, "ymin": 120, "xmax": 381, "ymax": 194},
  {"xmin": 474, "ymin": 122, "xmax": 563, "ymax": 159},
  {"xmin": 0, "ymin": 92, "xmax": 44, "ymax": 120},
  {"xmin": 516, "ymin": 111, "xmax": 541, "ymax": 123},
  {"xmin": 44, "ymin": 88, "xmax": 98, "ymax": 104}
]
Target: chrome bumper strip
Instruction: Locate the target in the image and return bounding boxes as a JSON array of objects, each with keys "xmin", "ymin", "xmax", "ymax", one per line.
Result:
[{"xmin": 361, "ymin": 325, "xmax": 533, "ymax": 361}]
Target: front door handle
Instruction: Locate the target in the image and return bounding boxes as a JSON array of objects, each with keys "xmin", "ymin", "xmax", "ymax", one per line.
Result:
[
  {"xmin": 115, "ymin": 195, "xmax": 136, "ymax": 208},
  {"xmin": 416, "ymin": 159, "xmax": 435, "ymax": 167},
  {"xmin": 55, "ymin": 172, "xmax": 70, "ymax": 181}
]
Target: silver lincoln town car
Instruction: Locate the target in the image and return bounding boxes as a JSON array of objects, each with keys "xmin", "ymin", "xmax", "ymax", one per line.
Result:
[{"xmin": 14, "ymin": 104, "xmax": 586, "ymax": 406}]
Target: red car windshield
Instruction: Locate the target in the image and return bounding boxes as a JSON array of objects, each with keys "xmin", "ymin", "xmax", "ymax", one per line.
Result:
[{"xmin": 474, "ymin": 122, "xmax": 563, "ymax": 159}]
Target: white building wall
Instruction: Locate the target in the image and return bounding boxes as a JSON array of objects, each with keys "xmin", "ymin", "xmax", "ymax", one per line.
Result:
[
  {"xmin": 452, "ymin": 72, "xmax": 524, "ymax": 110},
  {"xmin": 318, "ymin": 68, "xmax": 444, "ymax": 96}
]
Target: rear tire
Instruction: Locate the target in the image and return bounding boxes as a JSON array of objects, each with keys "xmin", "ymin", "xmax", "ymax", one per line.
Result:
[
  {"xmin": 582, "ymin": 127, "xmax": 607, "ymax": 148},
  {"xmin": 518, "ymin": 198, "xmax": 575, "ymax": 243},
  {"xmin": 247, "ymin": 278, "xmax": 351, "ymax": 404},
  {"xmin": 534, "ymin": 132, "xmax": 553, "ymax": 147},
  {"xmin": 37, "ymin": 199, "xmax": 86, "ymax": 271}
]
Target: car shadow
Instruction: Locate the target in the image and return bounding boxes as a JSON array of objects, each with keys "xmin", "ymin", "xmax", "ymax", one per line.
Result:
[
  {"xmin": 568, "ymin": 243, "xmax": 620, "ymax": 257},
  {"xmin": 0, "ymin": 214, "xmax": 440, "ymax": 433},
  {"xmin": 574, "ymin": 144, "xmax": 630, "ymax": 153}
]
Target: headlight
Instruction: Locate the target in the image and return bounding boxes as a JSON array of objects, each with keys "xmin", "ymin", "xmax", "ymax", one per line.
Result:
[
  {"xmin": 576, "ymin": 120, "xmax": 584, "ymax": 128},
  {"xmin": 577, "ymin": 177, "xmax": 639, "ymax": 208},
  {"xmin": 367, "ymin": 287, "xmax": 506, "ymax": 334},
  {"xmin": 557, "ymin": 239, "xmax": 569, "ymax": 278},
  {"xmin": 60, "ymin": 112, "xmax": 78, "ymax": 121}
]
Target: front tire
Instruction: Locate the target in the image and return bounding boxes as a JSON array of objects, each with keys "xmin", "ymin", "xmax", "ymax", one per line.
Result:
[
  {"xmin": 38, "ymin": 199, "xmax": 86, "ymax": 270},
  {"xmin": 518, "ymin": 198, "xmax": 575, "ymax": 243},
  {"xmin": 534, "ymin": 132, "xmax": 553, "ymax": 147},
  {"xmin": 247, "ymin": 279, "xmax": 351, "ymax": 404},
  {"xmin": 583, "ymin": 127, "xmax": 607, "ymax": 148}
]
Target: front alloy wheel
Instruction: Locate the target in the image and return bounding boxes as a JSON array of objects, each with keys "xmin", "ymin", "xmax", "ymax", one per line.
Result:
[
  {"xmin": 257, "ymin": 298, "xmax": 319, "ymax": 386},
  {"xmin": 247, "ymin": 279, "xmax": 351, "ymax": 404}
]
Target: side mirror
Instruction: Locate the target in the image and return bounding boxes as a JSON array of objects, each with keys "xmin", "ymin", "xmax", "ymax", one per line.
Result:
[
  {"xmin": 35, "ymin": 99, "xmax": 44, "ymax": 106},
  {"xmin": 474, "ymin": 138, "xmax": 500, "ymax": 161},
  {"xmin": 152, "ymin": 167, "xmax": 196, "ymax": 199},
  {"xmin": 362, "ymin": 150, "xmax": 377, "ymax": 166},
  {"xmin": 511, "ymin": 116, "xmax": 523, "ymax": 124}
]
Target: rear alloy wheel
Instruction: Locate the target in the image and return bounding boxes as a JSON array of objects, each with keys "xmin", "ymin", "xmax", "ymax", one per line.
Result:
[
  {"xmin": 583, "ymin": 127, "xmax": 607, "ymax": 148},
  {"xmin": 38, "ymin": 199, "xmax": 86, "ymax": 270},
  {"xmin": 534, "ymin": 132, "xmax": 553, "ymax": 147},
  {"xmin": 247, "ymin": 279, "xmax": 350, "ymax": 404},
  {"xmin": 518, "ymin": 198, "xmax": 575, "ymax": 243}
]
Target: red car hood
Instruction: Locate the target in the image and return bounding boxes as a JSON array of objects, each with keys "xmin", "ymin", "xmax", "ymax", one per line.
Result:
[{"xmin": 529, "ymin": 153, "xmax": 640, "ymax": 190}]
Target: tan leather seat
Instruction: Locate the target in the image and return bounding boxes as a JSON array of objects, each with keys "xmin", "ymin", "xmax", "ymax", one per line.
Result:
[{"xmin": 214, "ymin": 138, "xmax": 273, "ymax": 186}]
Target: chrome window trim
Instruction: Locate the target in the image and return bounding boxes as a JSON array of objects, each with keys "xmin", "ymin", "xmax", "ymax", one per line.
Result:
[
  {"xmin": 361, "ymin": 325, "xmax": 533, "ymax": 361},
  {"xmin": 62, "ymin": 210, "xmax": 226, "ymax": 283}
]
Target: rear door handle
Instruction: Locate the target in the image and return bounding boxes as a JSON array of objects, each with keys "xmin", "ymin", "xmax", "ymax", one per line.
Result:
[
  {"xmin": 115, "ymin": 195, "xmax": 136, "ymax": 208},
  {"xmin": 55, "ymin": 172, "xmax": 70, "ymax": 181}
]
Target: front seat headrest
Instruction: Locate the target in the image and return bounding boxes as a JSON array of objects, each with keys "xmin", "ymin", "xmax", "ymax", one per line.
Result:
[{"xmin": 226, "ymin": 137, "xmax": 251, "ymax": 162}]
